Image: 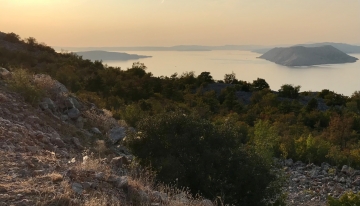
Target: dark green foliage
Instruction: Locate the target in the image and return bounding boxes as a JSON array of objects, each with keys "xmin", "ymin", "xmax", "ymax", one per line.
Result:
[
  {"xmin": 197, "ymin": 71, "xmax": 215, "ymax": 85},
  {"xmin": 278, "ymin": 84, "xmax": 301, "ymax": 99},
  {"xmin": 306, "ymin": 98, "xmax": 319, "ymax": 111},
  {"xmin": 224, "ymin": 72, "xmax": 237, "ymax": 84},
  {"xmin": 126, "ymin": 112, "xmax": 279, "ymax": 205},
  {"xmin": 3, "ymin": 32, "xmax": 21, "ymax": 43},
  {"xmin": 251, "ymin": 78, "xmax": 270, "ymax": 91},
  {"xmin": 319, "ymin": 89, "xmax": 348, "ymax": 107}
]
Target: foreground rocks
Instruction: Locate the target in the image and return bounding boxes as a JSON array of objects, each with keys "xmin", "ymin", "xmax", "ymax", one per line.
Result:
[{"xmin": 283, "ymin": 159, "xmax": 360, "ymax": 205}]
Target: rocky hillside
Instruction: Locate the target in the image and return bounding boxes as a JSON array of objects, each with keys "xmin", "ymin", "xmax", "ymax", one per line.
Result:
[
  {"xmin": 259, "ymin": 45, "xmax": 358, "ymax": 66},
  {"xmin": 282, "ymin": 159, "xmax": 360, "ymax": 206},
  {"xmin": 0, "ymin": 69, "xmax": 213, "ymax": 206}
]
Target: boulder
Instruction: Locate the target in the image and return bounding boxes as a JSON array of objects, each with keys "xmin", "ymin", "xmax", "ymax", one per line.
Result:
[
  {"xmin": 71, "ymin": 182, "xmax": 83, "ymax": 194},
  {"xmin": 67, "ymin": 108, "xmax": 81, "ymax": 119},
  {"xmin": 50, "ymin": 137, "xmax": 66, "ymax": 148},
  {"xmin": 0, "ymin": 67, "xmax": 10, "ymax": 78},
  {"xmin": 116, "ymin": 176, "xmax": 128, "ymax": 189},
  {"xmin": 72, "ymin": 137, "xmax": 84, "ymax": 150},
  {"xmin": 43, "ymin": 98, "xmax": 56, "ymax": 111},
  {"xmin": 60, "ymin": 115, "xmax": 68, "ymax": 121},
  {"xmin": 111, "ymin": 156, "xmax": 130, "ymax": 168},
  {"xmin": 91, "ymin": 127, "xmax": 102, "ymax": 135},
  {"xmin": 285, "ymin": 159, "xmax": 294, "ymax": 166},
  {"xmin": 107, "ymin": 126, "xmax": 127, "ymax": 144}
]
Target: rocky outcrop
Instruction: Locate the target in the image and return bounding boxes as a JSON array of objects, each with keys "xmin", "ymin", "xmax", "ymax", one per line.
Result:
[
  {"xmin": 259, "ymin": 45, "xmax": 358, "ymax": 66},
  {"xmin": 283, "ymin": 159, "xmax": 360, "ymax": 205}
]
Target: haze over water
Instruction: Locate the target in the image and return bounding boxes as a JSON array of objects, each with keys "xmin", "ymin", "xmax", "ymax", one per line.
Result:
[{"xmin": 103, "ymin": 51, "xmax": 360, "ymax": 96}]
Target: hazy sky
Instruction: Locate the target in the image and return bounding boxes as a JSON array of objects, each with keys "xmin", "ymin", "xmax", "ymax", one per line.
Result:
[{"xmin": 1, "ymin": 0, "xmax": 360, "ymax": 47}]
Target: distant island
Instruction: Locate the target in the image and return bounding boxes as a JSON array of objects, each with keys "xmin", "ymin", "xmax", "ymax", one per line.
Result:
[
  {"xmin": 258, "ymin": 45, "xmax": 358, "ymax": 66},
  {"xmin": 253, "ymin": 42, "xmax": 360, "ymax": 54},
  {"xmin": 75, "ymin": 50, "xmax": 151, "ymax": 61}
]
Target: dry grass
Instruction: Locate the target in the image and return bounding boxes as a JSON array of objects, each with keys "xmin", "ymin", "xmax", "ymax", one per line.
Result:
[{"xmin": 83, "ymin": 108, "xmax": 118, "ymax": 132}]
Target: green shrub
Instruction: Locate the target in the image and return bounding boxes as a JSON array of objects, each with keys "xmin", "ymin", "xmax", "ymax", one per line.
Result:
[
  {"xmin": 6, "ymin": 69, "xmax": 44, "ymax": 105},
  {"xmin": 328, "ymin": 191, "xmax": 360, "ymax": 206},
  {"xmin": 125, "ymin": 112, "xmax": 283, "ymax": 205}
]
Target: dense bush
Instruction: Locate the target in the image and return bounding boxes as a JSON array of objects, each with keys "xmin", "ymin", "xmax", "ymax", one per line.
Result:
[{"xmin": 125, "ymin": 112, "xmax": 282, "ymax": 205}]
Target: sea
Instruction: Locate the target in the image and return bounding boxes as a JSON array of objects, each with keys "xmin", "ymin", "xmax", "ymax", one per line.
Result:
[{"xmin": 101, "ymin": 50, "xmax": 360, "ymax": 96}]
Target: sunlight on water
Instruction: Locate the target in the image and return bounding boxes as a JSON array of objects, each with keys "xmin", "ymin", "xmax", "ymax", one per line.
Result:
[{"xmin": 103, "ymin": 51, "xmax": 360, "ymax": 96}]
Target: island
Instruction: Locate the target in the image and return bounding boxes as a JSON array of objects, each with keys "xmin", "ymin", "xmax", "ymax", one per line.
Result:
[
  {"xmin": 75, "ymin": 50, "xmax": 151, "ymax": 62},
  {"xmin": 258, "ymin": 45, "xmax": 358, "ymax": 66}
]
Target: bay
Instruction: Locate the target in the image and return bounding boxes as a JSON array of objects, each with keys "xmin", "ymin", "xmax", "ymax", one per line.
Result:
[{"xmin": 102, "ymin": 50, "xmax": 360, "ymax": 96}]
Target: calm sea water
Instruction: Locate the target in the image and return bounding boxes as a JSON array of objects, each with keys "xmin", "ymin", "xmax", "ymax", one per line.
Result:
[{"xmin": 102, "ymin": 51, "xmax": 360, "ymax": 96}]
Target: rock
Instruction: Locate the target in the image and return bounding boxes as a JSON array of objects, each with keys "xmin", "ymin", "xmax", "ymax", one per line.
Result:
[
  {"xmin": 116, "ymin": 176, "xmax": 128, "ymax": 189},
  {"xmin": 71, "ymin": 182, "xmax": 83, "ymax": 194},
  {"xmin": 353, "ymin": 177, "xmax": 360, "ymax": 186},
  {"xmin": 339, "ymin": 177, "xmax": 346, "ymax": 183},
  {"xmin": 0, "ymin": 186, "xmax": 7, "ymax": 193},
  {"xmin": 26, "ymin": 146, "xmax": 38, "ymax": 153},
  {"xmin": 95, "ymin": 172, "xmax": 105, "ymax": 180},
  {"xmin": 70, "ymin": 97, "xmax": 81, "ymax": 109},
  {"xmin": 341, "ymin": 165, "xmax": 349, "ymax": 174},
  {"xmin": 75, "ymin": 117, "xmax": 84, "ymax": 129},
  {"xmin": 91, "ymin": 127, "xmax": 102, "ymax": 135},
  {"xmin": 111, "ymin": 156, "xmax": 129, "ymax": 168},
  {"xmin": 64, "ymin": 98, "xmax": 75, "ymax": 108},
  {"xmin": 50, "ymin": 137, "xmax": 66, "ymax": 148},
  {"xmin": 321, "ymin": 162, "xmax": 330, "ymax": 171},
  {"xmin": 39, "ymin": 102, "xmax": 48, "ymax": 110},
  {"xmin": 60, "ymin": 115, "xmax": 68, "ymax": 121},
  {"xmin": 43, "ymin": 98, "xmax": 56, "ymax": 111},
  {"xmin": 82, "ymin": 182, "xmax": 92, "ymax": 190},
  {"xmin": 0, "ymin": 67, "xmax": 10, "ymax": 78},
  {"xmin": 33, "ymin": 170, "xmax": 45, "ymax": 176},
  {"xmin": 67, "ymin": 108, "xmax": 81, "ymax": 119},
  {"xmin": 72, "ymin": 137, "xmax": 84, "ymax": 150},
  {"xmin": 107, "ymin": 126, "xmax": 127, "ymax": 144},
  {"xmin": 285, "ymin": 159, "xmax": 294, "ymax": 166}
]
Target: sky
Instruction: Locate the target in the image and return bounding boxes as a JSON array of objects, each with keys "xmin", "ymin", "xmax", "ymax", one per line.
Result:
[{"xmin": 1, "ymin": 0, "xmax": 360, "ymax": 47}]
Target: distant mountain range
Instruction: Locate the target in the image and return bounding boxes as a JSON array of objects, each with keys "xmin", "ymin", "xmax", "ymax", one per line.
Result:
[
  {"xmin": 258, "ymin": 45, "xmax": 358, "ymax": 66},
  {"xmin": 56, "ymin": 43, "xmax": 360, "ymax": 54},
  {"xmin": 55, "ymin": 45, "xmax": 266, "ymax": 52},
  {"xmin": 253, "ymin": 43, "xmax": 360, "ymax": 54},
  {"xmin": 75, "ymin": 51, "xmax": 151, "ymax": 61}
]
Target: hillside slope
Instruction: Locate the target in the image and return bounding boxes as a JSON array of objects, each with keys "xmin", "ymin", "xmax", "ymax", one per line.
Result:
[
  {"xmin": 259, "ymin": 45, "xmax": 358, "ymax": 66},
  {"xmin": 0, "ymin": 72, "xmax": 211, "ymax": 206}
]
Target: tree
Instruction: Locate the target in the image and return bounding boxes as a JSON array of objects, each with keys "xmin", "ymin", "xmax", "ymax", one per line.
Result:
[
  {"xmin": 224, "ymin": 72, "xmax": 237, "ymax": 84},
  {"xmin": 325, "ymin": 114, "xmax": 354, "ymax": 149},
  {"xmin": 197, "ymin": 71, "xmax": 214, "ymax": 85},
  {"xmin": 25, "ymin": 37, "xmax": 38, "ymax": 46},
  {"xmin": 252, "ymin": 78, "xmax": 270, "ymax": 91},
  {"xmin": 278, "ymin": 84, "xmax": 301, "ymax": 99},
  {"xmin": 3, "ymin": 32, "xmax": 21, "ymax": 43}
]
